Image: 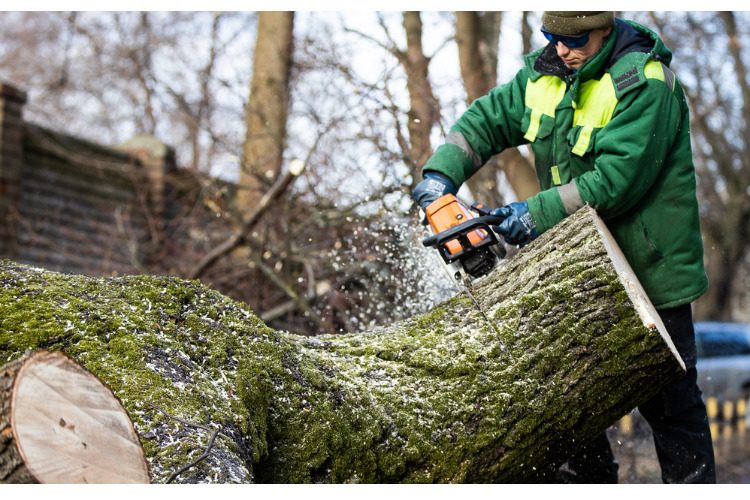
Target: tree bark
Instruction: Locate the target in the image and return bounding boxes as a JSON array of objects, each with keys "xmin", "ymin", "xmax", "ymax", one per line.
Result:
[
  {"xmin": 1, "ymin": 350, "xmax": 149, "ymax": 483},
  {"xmin": 238, "ymin": 11, "xmax": 295, "ymax": 212},
  {"xmin": 0, "ymin": 206, "xmax": 684, "ymax": 483},
  {"xmin": 455, "ymin": 11, "xmax": 500, "ymax": 104},
  {"xmin": 454, "ymin": 12, "xmax": 539, "ymax": 207},
  {"xmin": 401, "ymin": 12, "xmax": 440, "ymax": 184}
]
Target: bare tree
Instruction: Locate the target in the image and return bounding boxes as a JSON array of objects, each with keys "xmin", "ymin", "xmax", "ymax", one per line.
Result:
[
  {"xmin": 0, "ymin": 12, "xmax": 255, "ymax": 174},
  {"xmin": 401, "ymin": 12, "xmax": 440, "ymax": 184},
  {"xmin": 521, "ymin": 11, "xmax": 534, "ymax": 55},
  {"xmin": 238, "ymin": 11, "xmax": 295, "ymax": 211},
  {"xmin": 455, "ymin": 11, "xmax": 501, "ymax": 104},
  {"xmin": 454, "ymin": 12, "xmax": 538, "ymax": 208},
  {"xmin": 343, "ymin": 12, "xmax": 444, "ymax": 192}
]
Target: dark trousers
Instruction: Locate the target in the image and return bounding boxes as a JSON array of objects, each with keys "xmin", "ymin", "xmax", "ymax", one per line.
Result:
[{"xmin": 564, "ymin": 304, "xmax": 716, "ymax": 483}]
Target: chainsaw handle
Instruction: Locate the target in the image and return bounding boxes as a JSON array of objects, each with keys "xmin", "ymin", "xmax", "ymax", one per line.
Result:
[{"xmin": 422, "ymin": 214, "xmax": 506, "ymax": 249}]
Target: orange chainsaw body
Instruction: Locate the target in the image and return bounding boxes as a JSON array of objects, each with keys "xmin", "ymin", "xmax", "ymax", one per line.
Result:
[
  {"xmin": 425, "ymin": 194, "xmax": 489, "ymax": 256},
  {"xmin": 422, "ymin": 193, "xmax": 504, "ymax": 281}
]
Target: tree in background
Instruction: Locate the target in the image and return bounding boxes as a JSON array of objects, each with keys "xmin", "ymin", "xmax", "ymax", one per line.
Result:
[
  {"xmin": 342, "ymin": 11, "xmax": 443, "ymax": 198},
  {"xmin": 454, "ymin": 11, "xmax": 539, "ymax": 209},
  {"xmin": 238, "ymin": 11, "xmax": 295, "ymax": 211},
  {"xmin": 401, "ymin": 12, "xmax": 440, "ymax": 186},
  {"xmin": 0, "ymin": 11, "xmax": 256, "ymax": 175}
]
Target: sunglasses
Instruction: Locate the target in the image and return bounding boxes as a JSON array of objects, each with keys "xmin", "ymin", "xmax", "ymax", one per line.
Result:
[{"xmin": 540, "ymin": 26, "xmax": 591, "ymax": 49}]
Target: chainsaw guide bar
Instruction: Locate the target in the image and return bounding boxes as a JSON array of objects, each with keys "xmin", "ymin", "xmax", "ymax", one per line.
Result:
[{"xmin": 421, "ymin": 194, "xmax": 513, "ymax": 361}]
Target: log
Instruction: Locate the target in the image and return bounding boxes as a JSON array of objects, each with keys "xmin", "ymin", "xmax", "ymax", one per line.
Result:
[
  {"xmin": 0, "ymin": 206, "xmax": 685, "ymax": 483},
  {"xmin": 0, "ymin": 350, "xmax": 149, "ymax": 483}
]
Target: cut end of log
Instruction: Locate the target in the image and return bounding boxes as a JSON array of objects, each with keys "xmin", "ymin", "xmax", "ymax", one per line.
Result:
[
  {"xmin": 4, "ymin": 350, "xmax": 150, "ymax": 484},
  {"xmin": 588, "ymin": 207, "xmax": 686, "ymax": 373}
]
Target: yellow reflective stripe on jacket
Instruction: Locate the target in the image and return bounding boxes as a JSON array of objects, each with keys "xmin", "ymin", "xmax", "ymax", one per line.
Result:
[
  {"xmin": 571, "ymin": 126, "xmax": 594, "ymax": 156},
  {"xmin": 573, "ymin": 73, "xmax": 618, "ymax": 128},
  {"xmin": 571, "ymin": 73, "xmax": 618, "ymax": 155},
  {"xmin": 523, "ymin": 76, "xmax": 567, "ymax": 142},
  {"xmin": 644, "ymin": 60, "xmax": 665, "ymax": 82},
  {"xmin": 550, "ymin": 166, "xmax": 562, "ymax": 185},
  {"xmin": 524, "ymin": 109, "xmax": 544, "ymax": 142},
  {"xmin": 644, "ymin": 59, "xmax": 675, "ymax": 91}
]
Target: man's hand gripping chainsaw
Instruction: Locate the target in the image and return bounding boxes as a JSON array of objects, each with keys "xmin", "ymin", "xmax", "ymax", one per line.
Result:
[{"xmin": 421, "ymin": 193, "xmax": 507, "ymax": 286}]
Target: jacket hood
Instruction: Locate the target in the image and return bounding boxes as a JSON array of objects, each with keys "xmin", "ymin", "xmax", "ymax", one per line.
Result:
[{"xmin": 606, "ymin": 18, "xmax": 672, "ymax": 68}]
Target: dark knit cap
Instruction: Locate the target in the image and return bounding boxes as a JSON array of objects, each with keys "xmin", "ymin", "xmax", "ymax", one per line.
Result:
[{"xmin": 541, "ymin": 11, "xmax": 615, "ymax": 35}]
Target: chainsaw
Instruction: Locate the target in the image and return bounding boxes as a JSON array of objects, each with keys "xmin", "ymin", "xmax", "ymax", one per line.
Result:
[
  {"xmin": 421, "ymin": 193, "xmax": 513, "ymax": 360},
  {"xmin": 421, "ymin": 193, "xmax": 507, "ymax": 289}
]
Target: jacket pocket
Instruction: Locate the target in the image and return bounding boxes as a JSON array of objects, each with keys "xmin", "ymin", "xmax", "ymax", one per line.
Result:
[
  {"xmin": 566, "ymin": 125, "xmax": 599, "ymax": 157},
  {"xmin": 611, "ymin": 211, "xmax": 665, "ymax": 279},
  {"xmin": 522, "ymin": 107, "xmax": 555, "ymax": 143},
  {"xmin": 635, "ymin": 211, "xmax": 666, "ymax": 266}
]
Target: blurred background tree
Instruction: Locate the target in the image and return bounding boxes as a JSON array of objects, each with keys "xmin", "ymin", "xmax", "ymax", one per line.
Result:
[{"xmin": 0, "ymin": 11, "xmax": 747, "ymax": 333}]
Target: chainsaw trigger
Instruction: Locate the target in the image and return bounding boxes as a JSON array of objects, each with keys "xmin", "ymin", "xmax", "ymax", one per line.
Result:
[{"xmin": 471, "ymin": 202, "xmax": 491, "ymax": 216}]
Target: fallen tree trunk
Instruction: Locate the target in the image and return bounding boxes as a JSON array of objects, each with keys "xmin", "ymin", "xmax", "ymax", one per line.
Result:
[
  {"xmin": 0, "ymin": 206, "xmax": 684, "ymax": 483},
  {"xmin": 0, "ymin": 350, "xmax": 149, "ymax": 483}
]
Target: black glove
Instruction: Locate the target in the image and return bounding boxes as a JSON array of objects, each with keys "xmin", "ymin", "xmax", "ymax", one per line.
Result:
[
  {"xmin": 412, "ymin": 171, "xmax": 457, "ymax": 211},
  {"xmin": 490, "ymin": 201, "xmax": 538, "ymax": 247}
]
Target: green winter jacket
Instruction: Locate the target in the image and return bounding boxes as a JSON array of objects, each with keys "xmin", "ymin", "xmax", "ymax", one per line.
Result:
[{"xmin": 422, "ymin": 19, "xmax": 708, "ymax": 309}]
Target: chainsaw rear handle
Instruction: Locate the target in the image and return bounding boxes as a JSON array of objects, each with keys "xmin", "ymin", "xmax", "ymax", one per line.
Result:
[{"xmin": 422, "ymin": 214, "xmax": 506, "ymax": 264}]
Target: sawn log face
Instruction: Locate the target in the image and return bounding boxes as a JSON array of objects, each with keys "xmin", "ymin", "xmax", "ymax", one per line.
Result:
[
  {"xmin": 1, "ymin": 350, "xmax": 149, "ymax": 483},
  {"xmin": 0, "ymin": 206, "xmax": 684, "ymax": 483}
]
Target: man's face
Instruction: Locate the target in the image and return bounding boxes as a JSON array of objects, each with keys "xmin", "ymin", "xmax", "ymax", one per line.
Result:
[{"xmin": 554, "ymin": 27, "xmax": 612, "ymax": 70}]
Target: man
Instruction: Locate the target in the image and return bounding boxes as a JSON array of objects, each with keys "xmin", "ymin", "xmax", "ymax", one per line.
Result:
[{"xmin": 412, "ymin": 12, "xmax": 715, "ymax": 483}]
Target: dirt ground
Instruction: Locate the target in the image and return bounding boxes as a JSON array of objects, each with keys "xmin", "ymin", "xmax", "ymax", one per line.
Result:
[{"xmin": 609, "ymin": 411, "xmax": 750, "ymax": 484}]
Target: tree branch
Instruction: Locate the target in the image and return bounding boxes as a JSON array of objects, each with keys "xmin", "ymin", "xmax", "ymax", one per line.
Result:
[{"xmin": 188, "ymin": 160, "xmax": 305, "ymax": 279}]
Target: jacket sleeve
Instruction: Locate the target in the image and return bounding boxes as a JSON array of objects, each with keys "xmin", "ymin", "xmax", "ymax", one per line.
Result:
[
  {"xmin": 421, "ymin": 69, "xmax": 529, "ymax": 188},
  {"xmin": 527, "ymin": 75, "xmax": 683, "ymax": 234}
]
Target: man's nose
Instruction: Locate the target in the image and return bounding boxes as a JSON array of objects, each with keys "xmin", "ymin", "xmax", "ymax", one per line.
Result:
[{"xmin": 555, "ymin": 41, "xmax": 569, "ymax": 57}]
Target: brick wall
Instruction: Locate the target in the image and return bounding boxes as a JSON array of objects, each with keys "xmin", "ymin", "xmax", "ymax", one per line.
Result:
[
  {"xmin": 0, "ymin": 83, "xmax": 27, "ymax": 258},
  {"xmin": 0, "ymin": 81, "xmax": 222, "ymax": 277}
]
